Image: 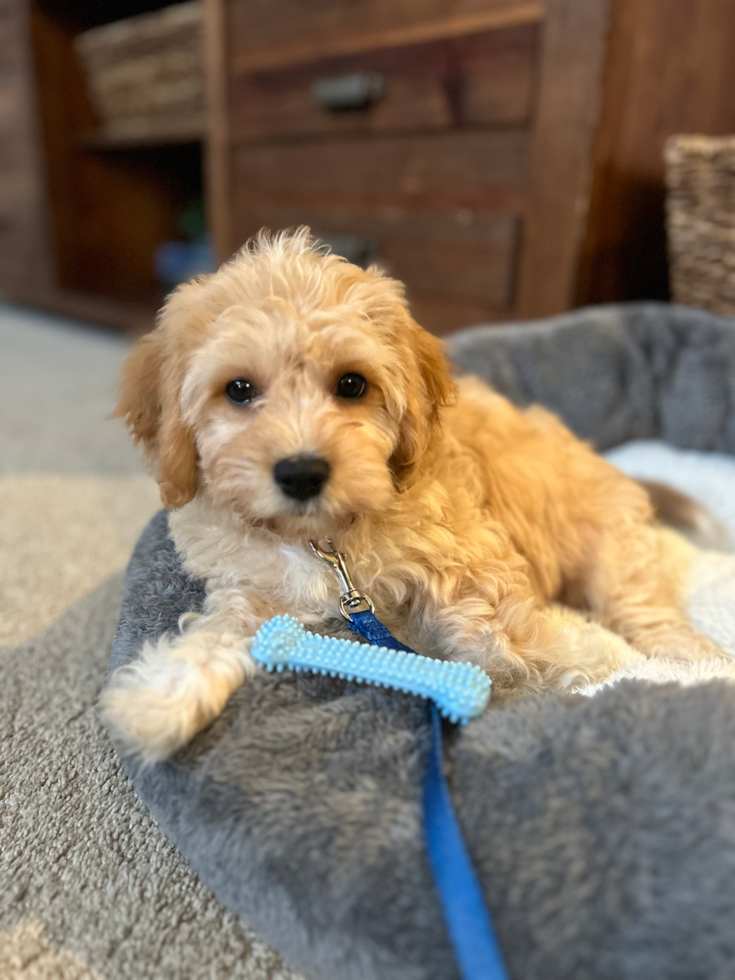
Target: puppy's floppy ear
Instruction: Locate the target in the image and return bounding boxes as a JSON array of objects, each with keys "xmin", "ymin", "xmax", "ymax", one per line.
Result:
[
  {"xmin": 114, "ymin": 293, "xmax": 200, "ymax": 510},
  {"xmin": 114, "ymin": 333, "xmax": 162, "ymax": 449},
  {"xmin": 391, "ymin": 316, "xmax": 457, "ymax": 483},
  {"xmin": 156, "ymin": 354, "xmax": 200, "ymax": 510},
  {"xmin": 412, "ymin": 321, "xmax": 457, "ymax": 418}
]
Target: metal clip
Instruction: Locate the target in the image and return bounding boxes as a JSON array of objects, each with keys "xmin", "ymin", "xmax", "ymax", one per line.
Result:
[{"xmin": 309, "ymin": 538, "xmax": 375, "ymax": 622}]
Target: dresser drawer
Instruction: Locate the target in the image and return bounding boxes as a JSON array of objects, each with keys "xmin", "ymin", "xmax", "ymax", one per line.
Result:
[
  {"xmin": 229, "ymin": 23, "xmax": 537, "ymax": 140},
  {"xmin": 233, "ymin": 130, "xmax": 529, "ymax": 212},
  {"xmin": 233, "ymin": 201, "xmax": 520, "ymax": 312}
]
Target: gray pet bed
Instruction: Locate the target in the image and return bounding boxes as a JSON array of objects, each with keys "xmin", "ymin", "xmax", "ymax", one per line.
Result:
[{"xmin": 110, "ymin": 303, "xmax": 735, "ymax": 980}]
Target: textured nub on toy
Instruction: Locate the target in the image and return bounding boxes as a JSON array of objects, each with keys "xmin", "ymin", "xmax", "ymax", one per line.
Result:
[{"xmin": 251, "ymin": 615, "xmax": 491, "ymax": 724}]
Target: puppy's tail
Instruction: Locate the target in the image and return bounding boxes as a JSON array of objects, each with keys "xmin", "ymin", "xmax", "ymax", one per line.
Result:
[{"xmin": 639, "ymin": 479, "xmax": 729, "ymax": 550}]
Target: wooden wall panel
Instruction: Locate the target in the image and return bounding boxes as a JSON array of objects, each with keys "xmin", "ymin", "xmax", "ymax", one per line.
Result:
[
  {"xmin": 0, "ymin": 0, "xmax": 26, "ymax": 73},
  {"xmin": 577, "ymin": 0, "xmax": 735, "ymax": 305},
  {"xmin": 0, "ymin": 0, "xmax": 52, "ymax": 295}
]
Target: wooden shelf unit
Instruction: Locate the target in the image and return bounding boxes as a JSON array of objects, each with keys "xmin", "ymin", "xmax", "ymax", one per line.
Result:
[{"xmin": 0, "ymin": 0, "xmax": 206, "ymax": 332}]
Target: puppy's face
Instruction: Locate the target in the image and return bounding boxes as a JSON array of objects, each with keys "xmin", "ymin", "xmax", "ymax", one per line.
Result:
[
  {"xmin": 116, "ymin": 231, "xmax": 455, "ymax": 538},
  {"xmin": 180, "ymin": 297, "xmax": 403, "ymax": 536}
]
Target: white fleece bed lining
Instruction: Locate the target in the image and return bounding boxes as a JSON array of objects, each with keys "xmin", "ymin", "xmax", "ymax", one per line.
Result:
[{"xmin": 579, "ymin": 440, "xmax": 735, "ymax": 695}]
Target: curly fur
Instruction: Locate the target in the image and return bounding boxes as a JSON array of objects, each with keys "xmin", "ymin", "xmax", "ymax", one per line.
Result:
[{"xmin": 102, "ymin": 228, "xmax": 722, "ymax": 763}]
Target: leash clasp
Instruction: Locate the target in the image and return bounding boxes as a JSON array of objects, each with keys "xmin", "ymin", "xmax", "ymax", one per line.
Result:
[{"xmin": 309, "ymin": 538, "xmax": 375, "ymax": 622}]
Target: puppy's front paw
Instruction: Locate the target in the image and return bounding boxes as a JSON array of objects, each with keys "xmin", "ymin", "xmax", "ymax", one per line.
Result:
[{"xmin": 100, "ymin": 632, "xmax": 254, "ymax": 764}]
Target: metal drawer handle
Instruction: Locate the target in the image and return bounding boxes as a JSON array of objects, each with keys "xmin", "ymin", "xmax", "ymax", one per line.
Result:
[{"xmin": 312, "ymin": 73, "xmax": 385, "ymax": 111}]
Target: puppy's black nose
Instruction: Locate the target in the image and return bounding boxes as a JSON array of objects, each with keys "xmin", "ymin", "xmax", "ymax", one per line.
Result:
[{"xmin": 273, "ymin": 455, "xmax": 331, "ymax": 501}]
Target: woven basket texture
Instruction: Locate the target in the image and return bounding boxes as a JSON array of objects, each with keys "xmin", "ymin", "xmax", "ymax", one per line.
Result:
[
  {"xmin": 74, "ymin": 1, "xmax": 203, "ymax": 142},
  {"xmin": 665, "ymin": 134, "xmax": 735, "ymax": 316}
]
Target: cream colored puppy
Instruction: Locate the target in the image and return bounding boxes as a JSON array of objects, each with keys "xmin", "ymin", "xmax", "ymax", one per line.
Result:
[{"xmin": 103, "ymin": 229, "xmax": 719, "ymax": 762}]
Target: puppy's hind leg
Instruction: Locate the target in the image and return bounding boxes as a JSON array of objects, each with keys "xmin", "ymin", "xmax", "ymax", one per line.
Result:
[
  {"xmin": 498, "ymin": 600, "xmax": 640, "ymax": 692},
  {"xmin": 587, "ymin": 522, "xmax": 721, "ymax": 662},
  {"xmin": 101, "ymin": 626, "xmax": 256, "ymax": 764},
  {"xmin": 423, "ymin": 586, "xmax": 640, "ymax": 695}
]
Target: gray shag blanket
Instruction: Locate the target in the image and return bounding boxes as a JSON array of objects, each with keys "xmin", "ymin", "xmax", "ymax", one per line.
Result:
[{"xmin": 110, "ymin": 303, "xmax": 735, "ymax": 980}]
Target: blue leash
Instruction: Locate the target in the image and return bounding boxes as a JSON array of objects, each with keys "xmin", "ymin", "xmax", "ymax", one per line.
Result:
[
  {"xmin": 255, "ymin": 539, "xmax": 510, "ymax": 979},
  {"xmin": 253, "ymin": 610, "xmax": 509, "ymax": 979},
  {"xmin": 348, "ymin": 609, "xmax": 510, "ymax": 980}
]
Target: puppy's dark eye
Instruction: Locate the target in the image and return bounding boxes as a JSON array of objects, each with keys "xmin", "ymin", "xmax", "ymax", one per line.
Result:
[
  {"xmin": 336, "ymin": 373, "xmax": 367, "ymax": 399},
  {"xmin": 225, "ymin": 379, "xmax": 258, "ymax": 404}
]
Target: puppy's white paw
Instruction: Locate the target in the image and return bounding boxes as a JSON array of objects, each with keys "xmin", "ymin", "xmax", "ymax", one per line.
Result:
[{"xmin": 100, "ymin": 632, "xmax": 254, "ymax": 764}]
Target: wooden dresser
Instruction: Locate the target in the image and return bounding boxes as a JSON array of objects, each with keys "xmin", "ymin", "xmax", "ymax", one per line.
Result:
[
  {"xmin": 205, "ymin": 0, "xmax": 610, "ymax": 333},
  {"xmin": 1, "ymin": 0, "xmax": 733, "ymax": 335}
]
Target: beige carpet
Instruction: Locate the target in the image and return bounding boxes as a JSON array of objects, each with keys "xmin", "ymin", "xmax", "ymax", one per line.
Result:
[{"xmin": 0, "ymin": 304, "xmax": 304, "ymax": 979}]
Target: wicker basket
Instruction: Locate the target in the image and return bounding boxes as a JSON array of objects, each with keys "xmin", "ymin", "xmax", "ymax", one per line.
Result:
[
  {"xmin": 74, "ymin": 1, "xmax": 204, "ymax": 143},
  {"xmin": 665, "ymin": 135, "xmax": 735, "ymax": 317}
]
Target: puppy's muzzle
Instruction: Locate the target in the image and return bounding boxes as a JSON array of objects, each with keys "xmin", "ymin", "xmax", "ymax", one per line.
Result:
[{"xmin": 273, "ymin": 455, "xmax": 331, "ymax": 501}]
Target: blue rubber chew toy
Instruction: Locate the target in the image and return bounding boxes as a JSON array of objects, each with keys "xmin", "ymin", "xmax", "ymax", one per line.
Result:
[{"xmin": 251, "ymin": 614, "xmax": 491, "ymax": 724}]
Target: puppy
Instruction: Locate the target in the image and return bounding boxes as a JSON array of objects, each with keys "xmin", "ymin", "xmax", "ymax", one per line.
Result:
[{"xmin": 103, "ymin": 228, "xmax": 720, "ymax": 762}]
